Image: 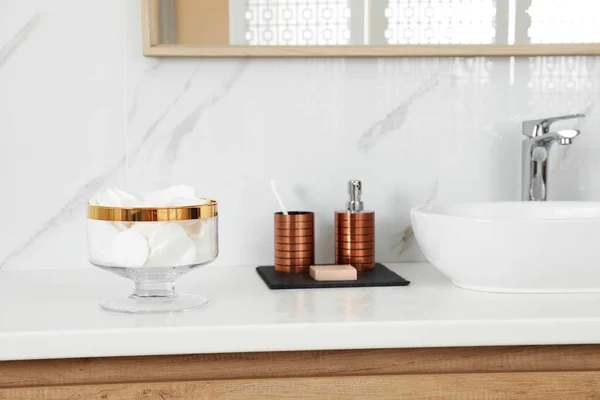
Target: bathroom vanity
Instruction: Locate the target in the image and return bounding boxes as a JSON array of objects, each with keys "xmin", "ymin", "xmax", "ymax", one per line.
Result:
[{"xmin": 2, "ymin": 263, "xmax": 600, "ymax": 399}]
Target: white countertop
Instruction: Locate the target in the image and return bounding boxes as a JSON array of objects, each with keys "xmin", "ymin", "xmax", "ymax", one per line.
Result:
[{"xmin": 2, "ymin": 263, "xmax": 600, "ymax": 361}]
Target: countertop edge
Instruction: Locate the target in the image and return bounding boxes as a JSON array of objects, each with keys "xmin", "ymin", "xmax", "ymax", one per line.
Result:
[{"xmin": 3, "ymin": 319, "xmax": 600, "ymax": 361}]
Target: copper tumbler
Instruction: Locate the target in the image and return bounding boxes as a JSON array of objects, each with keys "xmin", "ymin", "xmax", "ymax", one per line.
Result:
[{"xmin": 274, "ymin": 212, "xmax": 315, "ymax": 273}]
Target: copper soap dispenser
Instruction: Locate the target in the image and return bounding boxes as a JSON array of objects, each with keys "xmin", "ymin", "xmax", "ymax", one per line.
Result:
[{"xmin": 335, "ymin": 180, "xmax": 375, "ymax": 271}]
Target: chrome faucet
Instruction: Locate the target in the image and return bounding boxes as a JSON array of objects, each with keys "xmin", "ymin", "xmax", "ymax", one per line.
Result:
[{"xmin": 522, "ymin": 114, "xmax": 585, "ymax": 201}]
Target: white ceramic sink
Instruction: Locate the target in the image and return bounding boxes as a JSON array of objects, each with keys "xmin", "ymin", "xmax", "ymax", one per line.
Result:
[{"xmin": 411, "ymin": 202, "xmax": 600, "ymax": 293}]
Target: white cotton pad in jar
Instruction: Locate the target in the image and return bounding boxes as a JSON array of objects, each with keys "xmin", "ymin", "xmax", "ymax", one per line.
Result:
[
  {"xmin": 88, "ymin": 186, "xmax": 217, "ymax": 269},
  {"xmin": 111, "ymin": 230, "xmax": 149, "ymax": 267},
  {"xmin": 88, "ymin": 220, "xmax": 120, "ymax": 264},
  {"xmin": 184, "ymin": 220, "xmax": 203, "ymax": 237},
  {"xmin": 130, "ymin": 222, "xmax": 166, "ymax": 239},
  {"xmin": 148, "ymin": 223, "xmax": 188, "ymax": 249},
  {"xmin": 146, "ymin": 234, "xmax": 197, "ymax": 267},
  {"xmin": 92, "ymin": 188, "xmax": 139, "ymax": 208}
]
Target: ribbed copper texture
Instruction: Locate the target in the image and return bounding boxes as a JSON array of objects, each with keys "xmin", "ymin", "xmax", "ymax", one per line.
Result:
[
  {"xmin": 335, "ymin": 211, "xmax": 375, "ymax": 271},
  {"xmin": 274, "ymin": 212, "xmax": 315, "ymax": 273}
]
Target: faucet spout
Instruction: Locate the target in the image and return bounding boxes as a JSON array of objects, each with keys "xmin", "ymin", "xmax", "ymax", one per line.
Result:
[
  {"xmin": 521, "ymin": 116, "xmax": 584, "ymax": 201},
  {"xmin": 556, "ymin": 129, "xmax": 580, "ymax": 143},
  {"xmin": 528, "ymin": 129, "xmax": 580, "ymax": 146}
]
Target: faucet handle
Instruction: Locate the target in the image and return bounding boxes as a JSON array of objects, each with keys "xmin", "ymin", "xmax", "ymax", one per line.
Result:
[{"xmin": 522, "ymin": 114, "xmax": 585, "ymax": 138}]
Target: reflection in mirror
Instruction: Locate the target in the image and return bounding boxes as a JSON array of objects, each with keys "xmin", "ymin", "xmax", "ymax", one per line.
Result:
[{"xmin": 149, "ymin": 0, "xmax": 600, "ymax": 47}]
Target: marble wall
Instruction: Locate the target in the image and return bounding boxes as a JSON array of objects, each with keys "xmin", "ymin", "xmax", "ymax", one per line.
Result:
[{"xmin": 1, "ymin": 0, "xmax": 599, "ymax": 270}]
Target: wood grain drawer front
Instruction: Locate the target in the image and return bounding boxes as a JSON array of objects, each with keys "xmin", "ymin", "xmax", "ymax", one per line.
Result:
[
  {"xmin": 3, "ymin": 345, "xmax": 600, "ymax": 389},
  {"xmin": 3, "ymin": 372, "xmax": 600, "ymax": 400},
  {"xmin": 3, "ymin": 346, "xmax": 600, "ymax": 399}
]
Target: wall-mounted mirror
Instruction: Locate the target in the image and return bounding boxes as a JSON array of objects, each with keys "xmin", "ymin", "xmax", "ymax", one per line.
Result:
[{"xmin": 142, "ymin": 0, "xmax": 600, "ymax": 57}]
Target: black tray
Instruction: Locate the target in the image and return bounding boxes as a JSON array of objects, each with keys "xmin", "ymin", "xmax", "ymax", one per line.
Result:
[{"xmin": 256, "ymin": 263, "xmax": 410, "ymax": 290}]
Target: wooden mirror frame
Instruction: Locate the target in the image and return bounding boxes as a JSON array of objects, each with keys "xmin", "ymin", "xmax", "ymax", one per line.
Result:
[{"xmin": 141, "ymin": 0, "xmax": 600, "ymax": 57}]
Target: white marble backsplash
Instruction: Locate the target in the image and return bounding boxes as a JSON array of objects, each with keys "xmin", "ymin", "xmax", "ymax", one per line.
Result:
[{"xmin": 1, "ymin": 1, "xmax": 599, "ymax": 270}]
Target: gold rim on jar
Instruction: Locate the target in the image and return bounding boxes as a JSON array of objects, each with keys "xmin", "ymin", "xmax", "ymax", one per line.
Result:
[{"xmin": 87, "ymin": 199, "xmax": 218, "ymax": 222}]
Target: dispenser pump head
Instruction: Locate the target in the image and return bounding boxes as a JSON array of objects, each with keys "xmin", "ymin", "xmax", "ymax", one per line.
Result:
[{"xmin": 346, "ymin": 180, "xmax": 364, "ymax": 212}]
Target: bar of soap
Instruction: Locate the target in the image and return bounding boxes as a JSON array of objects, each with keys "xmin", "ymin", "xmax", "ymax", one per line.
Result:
[{"xmin": 310, "ymin": 265, "xmax": 357, "ymax": 281}]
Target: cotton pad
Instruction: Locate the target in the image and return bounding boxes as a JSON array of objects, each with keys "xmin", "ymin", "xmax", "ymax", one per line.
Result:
[
  {"xmin": 111, "ymin": 230, "xmax": 149, "ymax": 267},
  {"xmin": 92, "ymin": 188, "xmax": 139, "ymax": 208},
  {"xmin": 148, "ymin": 223, "xmax": 187, "ymax": 250},
  {"xmin": 88, "ymin": 220, "xmax": 120, "ymax": 264},
  {"xmin": 93, "ymin": 189, "xmax": 118, "ymax": 207},
  {"xmin": 146, "ymin": 234, "xmax": 197, "ymax": 267},
  {"xmin": 112, "ymin": 188, "xmax": 139, "ymax": 207},
  {"xmin": 184, "ymin": 220, "xmax": 204, "ymax": 237},
  {"xmin": 130, "ymin": 222, "xmax": 165, "ymax": 239},
  {"xmin": 113, "ymin": 222, "xmax": 132, "ymax": 231}
]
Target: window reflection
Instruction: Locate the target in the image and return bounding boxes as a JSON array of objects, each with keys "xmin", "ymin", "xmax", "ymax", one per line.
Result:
[
  {"xmin": 244, "ymin": 0, "xmax": 351, "ymax": 45},
  {"xmin": 528, "ymin": 0, "xmax": 600, "ymax": 44},
  {"xmin": 385, "ymin": 0, "xmax": 497, "ymax": 45},
  {"xmin": 229, "ymin": 0, "xmax": 600, "ymax": 46}
]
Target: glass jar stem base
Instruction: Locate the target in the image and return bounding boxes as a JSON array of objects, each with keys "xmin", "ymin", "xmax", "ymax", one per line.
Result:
[
  {"xmin": 99, "ymin": 293, "xmax": 209, "ymax": 314},
  {"xmin": 132, "ymin": 281, "xmax": 176, "ymax": 298}
]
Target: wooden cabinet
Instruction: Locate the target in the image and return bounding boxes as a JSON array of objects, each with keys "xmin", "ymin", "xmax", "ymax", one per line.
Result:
[{"xmin": 2, "ymin": 345, "xmax": 600, "ymax": 399}]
